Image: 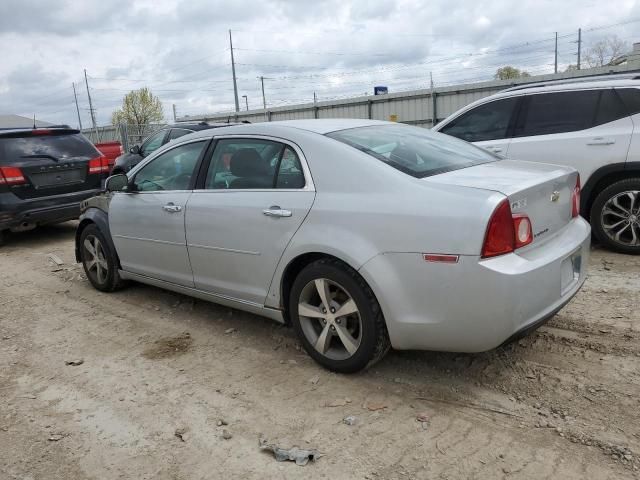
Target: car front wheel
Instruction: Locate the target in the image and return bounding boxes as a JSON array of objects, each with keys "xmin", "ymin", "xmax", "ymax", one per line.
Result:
[
  {"xmin": 591, "ymin": 178, "xmax": 640, "ymax": 254},
  {"xmin": 79, "ymin": 224, "xmax": 125, "ymax": 291},
  {"xmin": 289, "ymin": 258, "xmax": 390, "ymax": 373}
]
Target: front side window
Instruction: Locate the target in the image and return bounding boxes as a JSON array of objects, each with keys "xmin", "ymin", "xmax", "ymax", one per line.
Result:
[
  {"xmin": 140, "ymin": 130, "xmax": 167, "ymax": 157},
  {"xmin": 438, "ymin": 97, "xmax": 518, "ymax": 142},
  {"xmin": 515, "ymin": 90, "xmax": 600, "ymax": 137},
  {"xmin": 204, "ymin": 139, "xmax": 304, "ymax": 189},
  {"xmin": 328, "ymin": 124, "xmax": 496, "ymax": 178},
  {"xmin": 132, "ymin": 141, "xmax": 206, "ymax": 192}
]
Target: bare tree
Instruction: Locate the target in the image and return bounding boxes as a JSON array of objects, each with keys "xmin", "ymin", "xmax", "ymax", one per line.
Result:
[{"xmin": 584, "ymin": 35, "xmax": 628, "ymax": 68}]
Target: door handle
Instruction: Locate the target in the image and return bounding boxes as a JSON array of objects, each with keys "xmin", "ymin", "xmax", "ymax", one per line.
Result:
[
  {"xmin": 587, "ymin": 137, "xmax": 615, "ymax": 146},
  {"xmin": 262, "ymin": 206, "xmax": 292, "ymax": 218},
  {"xmin": 162, "ymin": 202, "xmax": 183, "ymax": 213}
]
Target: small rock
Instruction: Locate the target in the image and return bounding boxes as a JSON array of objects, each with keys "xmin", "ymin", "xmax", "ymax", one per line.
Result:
[
  {"xmin": 287, "ymin": 359, "xmax": 297, "ymax": 365},
  {"xmin": 309, "ymin": 375, "xmax": 320, "ymax": 385},
  {"xmin": 222, "ymin": 429, "xmax": 232, "ymax": 440},
  {"xmin": 365, "ymin": 402, "xmax": 387, "ymax": 412},
  {"xmin": 175, "ymin": 428, "xmax": 188, "ymax": 442},
  {"xmin": 416, "ymin": 412, "xmax": 430, "ymax": 423},
  {"xmin": 48, "ymin": 434, "xmax": 64, "ymax": 442},
  {"xmin": 343, "ymin": 415, "xmax": 357, "ymax": 426},
  {"xmin": 65, "ymin": 359, "xmax": 84, "ymax": 366},
  {"xmin": 217, "ymin": 419, "xmax": 228, "ymax": 426},
  {"xmin": 225, "ymin": 328, "xmax": 236, "ymax": 334}
]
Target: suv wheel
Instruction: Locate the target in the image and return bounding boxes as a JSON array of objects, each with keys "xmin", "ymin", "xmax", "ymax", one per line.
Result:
[
  {"xmin": 288, "ymin": 258, "xmax": 390, "ymax": 373},
  {"xmin": 79, "ymin": 224, "xmax": 125, "ymax": 291},
  {"xmin": 590, "ymin": 178, "xmax": 640, "ymax": 254}
]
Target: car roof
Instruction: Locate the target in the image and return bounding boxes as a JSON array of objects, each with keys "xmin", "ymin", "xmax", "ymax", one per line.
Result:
[{"xmin": 169, "ymin": 122, "xmax": 241, "ymax": 131}]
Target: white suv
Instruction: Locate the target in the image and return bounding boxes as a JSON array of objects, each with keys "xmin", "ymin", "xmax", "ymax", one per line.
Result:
[{"xmin": 434, "ymin": 74, "xmax": 640, "ymax": 254}]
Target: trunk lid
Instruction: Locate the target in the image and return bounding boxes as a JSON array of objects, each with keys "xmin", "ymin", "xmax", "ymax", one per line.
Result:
[
  {"xmin": 425, "ymin": 159, "xmax": 578, "ymax": 246},
  {"xmin": 0, "ymin": 129, "xmax": 104, "ymax": 199}
]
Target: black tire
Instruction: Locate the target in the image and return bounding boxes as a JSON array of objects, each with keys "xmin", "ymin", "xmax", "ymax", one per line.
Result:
[
  {"xmin": 288, "ymin": 258, "xmax": 390, "ymax": 373},
  {"xmin": 79, "ymin": 223, "xmax": 126, "ymax": 292},
  {"xmin": 590, "ymin": 178, "xmax": 640, "ymax": 254}
]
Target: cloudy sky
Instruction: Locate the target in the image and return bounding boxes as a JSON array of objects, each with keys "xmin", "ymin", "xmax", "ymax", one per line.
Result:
[{"xmin": 1, "ymin": 0, "xmax": 638, "ymax": 128}]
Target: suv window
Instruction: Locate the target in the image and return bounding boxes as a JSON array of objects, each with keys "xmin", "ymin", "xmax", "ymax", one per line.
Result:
[
  {"xmin": 168, "ymin": 128, "xmax": 193, "ymax": 141},
  {"xmin": 438, "ymin": 97, "xmax": 518, "ymax": 142},
  {"xmin": 515, "ymin": 90, "xmax": 600, "ymax": 137},
  {"xmin": 0, "ymin": 131, "xmax": 98, "ymax": 165},
  {"xmin": 204, "ymin": 138, "xmax": 304, "ymax": 189},
  {"xmin": 328, "ymin": 124, "xmax": 495, "ymax": 179},
  {"xmin": 140, "ymin": 130, "xmax": 167, "ymax": 157},
  {"xmin": 617, "ymin": 88, "xmax": 640, "ymax": 116},
  {"xmin": 133, "ymin": 141, "xmax": 206, "ymax": 192},
  {"xmin": 595, "ymin": 90, "xmax": 629, "ymax": 126}
]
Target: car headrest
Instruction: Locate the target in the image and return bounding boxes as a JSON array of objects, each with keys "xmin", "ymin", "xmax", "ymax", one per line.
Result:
[{"xmin": 229, "ymin": 149, "xmax": 269, "ymax": 177}]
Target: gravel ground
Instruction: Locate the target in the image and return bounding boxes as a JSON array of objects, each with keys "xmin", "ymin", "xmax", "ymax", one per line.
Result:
[{"xmin": 1, "ymin": 221, "xmax": 639, "ymax": 480}]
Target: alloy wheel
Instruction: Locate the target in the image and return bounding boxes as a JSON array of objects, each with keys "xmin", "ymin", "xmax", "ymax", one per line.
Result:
[
  {"xmin": 83, "ymin": 235, "xmax": 109, "ymax": 285},
  {"xmin": 601, "ymin": 190, "xmax": 640, "ymax": 247},
  {"xmin": 297, "ymin": 278, "xmax": 362, "ymax": 361}
]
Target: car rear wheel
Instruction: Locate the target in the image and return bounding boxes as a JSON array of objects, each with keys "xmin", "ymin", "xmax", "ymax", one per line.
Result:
[
  {"xmin": 80, "ymin": 224, "xmax": 125, "ymax": 291},
  {"xmin": 590, "ymin": 178, "xmax": 640, "ymax": 254},
  {"xmin": 289, "ymin": 258, "xmax": 390, "ymax": 373}
]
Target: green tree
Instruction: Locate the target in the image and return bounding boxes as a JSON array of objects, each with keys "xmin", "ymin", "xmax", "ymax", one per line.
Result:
[
  {"xmin": 494, "ymin": 66, "xmax": 531, "ymax": 80},
  {"xmin": 111, "ymin": 87, "xmax": 164, "ymax": 142}
]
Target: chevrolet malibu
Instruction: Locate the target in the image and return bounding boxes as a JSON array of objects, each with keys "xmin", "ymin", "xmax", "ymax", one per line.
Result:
[{"xmin": 75, "ymin": 119, "xmax": 590, "ymax": 373}]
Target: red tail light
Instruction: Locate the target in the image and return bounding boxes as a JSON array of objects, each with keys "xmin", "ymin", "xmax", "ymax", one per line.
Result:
[
  {"xmin": 482, "ymin": 199, "xmax": 515, "ymax": 258},
  {"xmin": 0, "ymin": 166, "xmax": 26, "ymax": 185},
  {"xmin": 88, "ymin": 156, "xmax": 110, "ymax": 174},
  {"xmin": 31, "ymin": 129, "xmax": 52, "ymax": 135},
  {"xmin": 481, "ymin": 200, "xmax": 533, "ymax": 258},
  {"xmin": 571, "ymin": 174, "xmax": 581, "ymax": 218}
]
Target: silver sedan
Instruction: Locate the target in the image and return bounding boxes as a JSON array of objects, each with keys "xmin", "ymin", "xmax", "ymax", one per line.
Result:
[{"xmin": 76, "ymin": 119, "xmax": 590, "ymax": 372}]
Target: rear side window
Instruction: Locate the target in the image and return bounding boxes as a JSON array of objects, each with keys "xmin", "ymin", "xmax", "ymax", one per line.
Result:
[
  {"xmin": 617, "ymin": 88, "xmax": 640, "ymax": 116},
  {"xmin": 514, "ymin": 91, "xmax": 600, "ymax": 137},
  {"xmin": 595, "ymin": 90, "xmax": 629, "ymax": 126},
  {"xmin": 0, "ymin": 132, "xmax": 98, "ymax": 165},
  {"xmin": 328, "ymin": 124, "xmax": 496, "ymax": 178},
  {"xmin": 168, "ymin": 128, "xmax": 193, "ymax": 140},
  {"xmin": 438, "ymin": 97, "xmax": 518, "ymax": 142}
]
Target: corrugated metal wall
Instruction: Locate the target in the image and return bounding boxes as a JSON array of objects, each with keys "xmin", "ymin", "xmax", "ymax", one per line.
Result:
[{"xmin": 182, "ymin": 64, "xmax": 640, "ymax": 127}]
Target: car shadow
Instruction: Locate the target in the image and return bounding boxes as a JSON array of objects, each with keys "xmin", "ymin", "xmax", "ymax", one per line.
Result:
[{"xmin": 2, "ymin": 221, "xmax": 78, "ymax": 249}]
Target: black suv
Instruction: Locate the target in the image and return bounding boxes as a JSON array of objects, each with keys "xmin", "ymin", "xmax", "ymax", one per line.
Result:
[
  {"xmin": 112, "ymin": 122, "xmax": 238, "ymax": 174},
  {"xmin": 0, "ymin": 127, "xmax": 109, "ymax": 244}
]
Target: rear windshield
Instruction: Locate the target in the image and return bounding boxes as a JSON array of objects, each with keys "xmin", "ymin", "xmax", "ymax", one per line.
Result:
[
  {"xmin": 327, "ymin": 124, "xmax": 496, "ymax": 178},
  {"xmin": 0, "ymin": 132, "xmax": 98, "ymax": 165}
]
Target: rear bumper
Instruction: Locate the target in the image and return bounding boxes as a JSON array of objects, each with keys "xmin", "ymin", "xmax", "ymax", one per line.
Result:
[
  {"xmin": 0, "ymin": 189, "xmax": 102, "ymax": 230},
  {"xmin": 358, "ymin": 216, "xmax": 591, "ymax": 352}
]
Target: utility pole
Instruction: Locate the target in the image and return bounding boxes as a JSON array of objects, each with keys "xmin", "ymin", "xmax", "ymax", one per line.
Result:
[
  {"xmin": 430, "ymin": 72, "xmax": 438, "ymax": 126},
  {"xmin": 172, "ymin": 104, "xmax": 177, "ymax": 122},
  {"xmin": 72, "ymin": 82, "xmax": 83, "ymax": 131},
  {"xmin": 84, "ymin": 69, "xmax": 98, "ymax": 138},
  {"xmin": 259, "ymin": 76, "xmax": 268, "ymax": 121},
  {"xmin": 554, "ymin": 32, "xmax": 558, "ymax": 74},
  {"xmin": 242, "ymin": 95, "xmax": 248, "ymax": 111},
  {"xmin": 229, "ymin": 29, "xmax": 240, "ymax": 112},
  {"xmin": 313, "ymin": 91, "xmax": 318, "ymax": 119},
  {"xmin": 577, "ymin": 28, "xmax": 582, "ymax": 70}
]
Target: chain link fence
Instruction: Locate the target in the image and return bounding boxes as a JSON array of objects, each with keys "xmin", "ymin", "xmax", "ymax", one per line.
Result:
[{"xmin": 82, "ymin": 123, "xmax": 167, "ymax": 150}]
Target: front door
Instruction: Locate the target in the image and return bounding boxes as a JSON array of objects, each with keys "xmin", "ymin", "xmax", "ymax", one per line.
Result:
[
  {"xmin": 185, "ymin": 137, "xmax": 315, "ymax": 305},
  {"xmin": 109, "ymin": 139, "xmax": 208, "ymax": 286}
]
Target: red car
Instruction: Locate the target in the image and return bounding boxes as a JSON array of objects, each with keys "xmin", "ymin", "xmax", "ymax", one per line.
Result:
[{"xmin": 94, "ymin": 141, "xmax": 124, "ymax": 172}]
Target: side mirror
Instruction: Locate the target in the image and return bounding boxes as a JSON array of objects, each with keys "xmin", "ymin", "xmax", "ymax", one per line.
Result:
[
  {"xmin": 105, "ymin": 174, "xmax": 129, "ymax": 192},
  {"xmin": 130, "ymin": 145, "xmax": 140, "ymax": 154}
]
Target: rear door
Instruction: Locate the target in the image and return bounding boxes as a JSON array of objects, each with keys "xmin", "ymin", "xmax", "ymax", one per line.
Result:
[
  {"xmin": 436, "ymin": 97, "xmax": 520, "ymax": 156},
  {"xmin": 0, "ymin": 129, "xmax": 103, "ymax": 200},
  {"xmin": 109, "ymin": 139, "xmax": 208, "ymax": 286},
  {"xmin": 185, "ymin": 136, "xmax": 315, "ymax": 305},
  {"xmin": 507, "ymin": 89, "xmax": 633, "ymax": 182}
]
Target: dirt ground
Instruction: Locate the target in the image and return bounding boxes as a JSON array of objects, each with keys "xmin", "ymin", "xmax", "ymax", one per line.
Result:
[{"xmin": 1, "ymin": 221, "xmax": 639, "ymax": 480}]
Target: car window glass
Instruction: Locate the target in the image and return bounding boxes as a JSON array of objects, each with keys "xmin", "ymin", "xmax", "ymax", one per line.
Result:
[
  {"xmin": 328, "ymin": 124, "xmax": 496, "ymax": 179},
  {"xmin": 133, "ymin": 141, "xmax": 205, "ymax": 192},
  {"xmin": 438, "ymin": 98, "xmax": 517, "ymax": 142},
  {"xmin": 515, "ymin": 90, "xmax": 599, "ymax": 137},
  {"xmin": 204, "ymin": 139, "xmax": 284, "ymax": 189},
  {"xmin": 140, "ymin": 130, "xmax": 167, "ymax": 156},
  {"xmin": 617, "ymin": 88, "xmax": 640, "ymax": 116},
  {"xmin": 168, "ymin": 128, "xmax": 192, "ymax": 140},
  {"xmin": 0, "ymin": 132, "xmax": 98, "ymax": 165},
  {"xmin": 595, "ymin": 90, "xmax": 629, "ymax": 126},
  {"xmin": 276, "ymin": 147, "xmax": 305, "ymax": 189}
]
